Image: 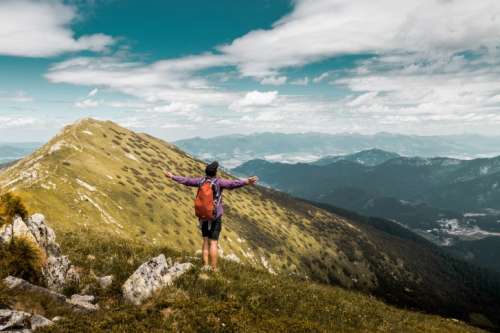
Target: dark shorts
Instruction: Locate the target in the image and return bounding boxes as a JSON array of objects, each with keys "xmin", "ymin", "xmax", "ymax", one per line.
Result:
[{"xmin": 200, "ymin": 217, "xmax": 222, "ymax": 240}]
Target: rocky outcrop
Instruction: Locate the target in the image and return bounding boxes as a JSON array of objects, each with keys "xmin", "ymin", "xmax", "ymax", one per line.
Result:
[
  {"xmin": 0, "ymin": 309, "xmax": 53, "ymax": 332},
  {"xmin": 122, "ymin": 254, "xmax": 193, "ymax": 305},
  {"xmin": 0, "ymin": 214, "xmax": 79, "ymax": 292}
]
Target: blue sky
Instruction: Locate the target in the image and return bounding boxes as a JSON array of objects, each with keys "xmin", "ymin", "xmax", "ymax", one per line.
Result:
[{"xmin": 1, "ymin": 0, "xmax": 500, "ymax": 142}]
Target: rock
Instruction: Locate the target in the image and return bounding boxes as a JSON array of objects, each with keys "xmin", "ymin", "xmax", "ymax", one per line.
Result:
[
  {"xmin": 122, "ymin": 254, "xmax": 193, "ymax": 305},
  {"xmin": 1, "ymin": 213, "xmax": 78, "ymax": 292},
  {"xmin": 3, "ymin": 276, "xmax": 66, "ymax": 303},
  {"xmin": 30, "ymin": 314, "xmax": 53, "ymax": 330},
  {"xmin": 68, "ymin": 295, "xmax": 99, "ymax": 312},
  {"xmin": 11, "ymin": 216, "xmax": 38, "ymax": 245},
  {"xmin": 0, "ymin": 309, "xmax": 53, "ymax": 332},
  {"xmin": 96, "ymin": 275, "xmax": 113, "ymax": 289},
  {"xmin": 42, "ymin": 255, "xmax": 80, "ymax": 292},
  {"xmin": 0, "ymin": 309, "xmax": 31, "ymax": 331},
  {"xmin": 25, "ymin": 214, "xmax": 60, "ymax": 257},
  {"xmin": 51, "ymin": 316, "xmax": 63, "ymax": 322},
  {"xmin": 2, "ymin": 276, "xmax": 94, "ymax": 313},
  {"xmin": 0, "ymin": 222, "xmax": 13, "ymax": 244}
]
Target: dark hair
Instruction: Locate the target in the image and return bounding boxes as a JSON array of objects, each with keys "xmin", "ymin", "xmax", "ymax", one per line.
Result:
[{"xmin": 205, "ymin": 161, "xmax": 219, "ymax": 177}]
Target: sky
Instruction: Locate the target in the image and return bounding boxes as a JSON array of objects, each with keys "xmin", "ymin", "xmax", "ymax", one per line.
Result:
[{"xmin": 1, "ymin": 0, "xmax": 500, "ymax": 142}]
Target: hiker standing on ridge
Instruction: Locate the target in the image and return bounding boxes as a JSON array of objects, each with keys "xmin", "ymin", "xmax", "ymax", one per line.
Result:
[{"xmin": 165, "ymin": 161, "xmax": 258, "ymax": 271}]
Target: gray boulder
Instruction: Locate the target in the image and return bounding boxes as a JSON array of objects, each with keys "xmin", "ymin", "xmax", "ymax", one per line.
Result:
[
  {"xmin": 30, "ymin": 314, "xmax": 54, "ymax": 330},
  {"xmin": 25, "ymin": 214, "xmax": 60, "ymax": 257},
  {"xmin": 42, "ymin": 255, "xmax": 80, "ymax": 292},
  {"xmin": 3, "ymin": 276, "xmax": 66, "ymax": 303},
  {"xmin": 0, "ymin": 309, "xmax": 31, "ymax": 331},
  {"xmin": 122, "ymin": 254, "xmax": 193, "ymax": 305},
  {"xmin": 0, "ymin": 309, "xmax": 53, "ymax": 332},
  {"xmin": 2, "ymin": 276, "xmax": 98, "ymax": 313}
]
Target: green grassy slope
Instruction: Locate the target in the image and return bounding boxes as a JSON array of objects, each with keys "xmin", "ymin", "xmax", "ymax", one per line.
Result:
[
  {"xmin": 1, "ymin": 118, "xmax": 500, "ymax": 328},
  {"xmin": 1, "ymin": 233, "xmax": 483, "ymax": 333}
]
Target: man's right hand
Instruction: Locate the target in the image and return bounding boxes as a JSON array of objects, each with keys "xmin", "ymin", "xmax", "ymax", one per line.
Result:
[
  {"xmin": 246, "ymin": 176, "xmax": 259, "ymax": 185},
  {"xmin": 164, "ymin": 171, "xmax": 174, "ymax": 179}
]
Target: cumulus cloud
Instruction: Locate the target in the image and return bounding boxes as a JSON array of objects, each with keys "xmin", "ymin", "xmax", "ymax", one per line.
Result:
[
  {"xmin": 218, "ymin": 0, "xmax": 500, "ymax": 76},
  {"xmin": 229, "ymin": 91, "xmax": 278, "ymax": 111},
  {"xmin": 0, "ymin": 0, "xmax": 114, "ymax": 57},
  {"xmin": 46, "ymin": 55, "xmax": 237, "ymax": 106}
]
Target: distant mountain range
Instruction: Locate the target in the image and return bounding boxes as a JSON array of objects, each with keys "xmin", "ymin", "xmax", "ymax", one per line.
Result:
[
  {"xmin": 0, "ymin": 142, "xmax": 41, "ymax": 164},
  {"xmin": 233, "ymin": 149, "xmax": 500, "ymax": 272},
  {"xmin": 174, "ymin": 132, "xmax": 500, "ymax": 167}
]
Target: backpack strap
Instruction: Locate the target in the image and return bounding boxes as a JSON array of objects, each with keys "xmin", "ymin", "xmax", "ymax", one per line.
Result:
[{"xmin": 210, "ymin": 178, "xmax": 222, "ymax": 206}]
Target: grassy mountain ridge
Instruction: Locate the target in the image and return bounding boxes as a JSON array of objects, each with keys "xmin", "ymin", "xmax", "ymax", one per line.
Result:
[
  {"xmin": 1, "ymin": 118, "xmax": 500, "ymax": 328},
  {"xmin": 312, "ymin": 149, "xmax": 401, "ymax": 166}
]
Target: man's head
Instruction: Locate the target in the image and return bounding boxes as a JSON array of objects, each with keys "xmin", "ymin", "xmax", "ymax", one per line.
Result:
[{"xmin": 205, "ymin": 161, "xmax": 219, "ymax": 177}]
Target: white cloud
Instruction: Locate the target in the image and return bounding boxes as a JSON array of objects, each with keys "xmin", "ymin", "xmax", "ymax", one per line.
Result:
[
  {"xmin": 39, "ymin": 0, "xmax": 500, "ymax": 136},
  {"xmin": 290, "ymin": 77, "xmax": 309, "ymax": 86},
  {"xmin": 217, "ymin": 0, "xmax": 500, "ymax": 76},
  {"xmin": 149, "ymin": 102, "xmax": 199, "ymax": 114},
  {"xmin": 0, "ymin": 116, "xmax": 38, "ymax": 128},
  {"xmin": 87, "ymin": 88, "xmax": 99, "ymax": 97},
  {"xmin": 229, "ymin": 91, "xmax": 278, "ymax": 111},
  {"xmin": 313, "ymin": 72, "xmax": 329, "ymax": 83},
  {"xmin": 46, "ymin": 55, "xmax": 237, "ymax": 107},
  {"xmin": 0, "ymin": 0, "xmax": 114, "ymax": 57},
  {"xmin": 74, "ymin": 98, "xmax": 99, "ymax": 109},
  {"xmin": 260, "ymin": 76, "xmax": 287, "ymax": 85},
  {"xmin": 0, "ymin": 90, "xmax": 32, "ymax": 103}
]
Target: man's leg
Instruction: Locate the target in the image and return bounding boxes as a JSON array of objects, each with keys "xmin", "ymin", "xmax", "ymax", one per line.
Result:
[
  {"xmin": 202, "ymin": 237, "xmax": 209, "ymax": 266},
  {"xmin": 209, "ymin": 240, "xmax": 218, "ymax": 270}
]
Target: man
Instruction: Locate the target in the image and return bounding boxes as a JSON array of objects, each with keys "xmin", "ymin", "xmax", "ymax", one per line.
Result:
[{"xmin": 165, "ymin": 161, "xmax": 258, "ymax": 271}]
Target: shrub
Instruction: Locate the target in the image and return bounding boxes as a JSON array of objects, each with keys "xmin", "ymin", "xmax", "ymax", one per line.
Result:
[
  {"xmin": 0, "ymin": 237, "xmax": 45, "ymax": 285},
  {"xmin": 0, "ymin": 192, "xmax": 28, "ymax": 225}
]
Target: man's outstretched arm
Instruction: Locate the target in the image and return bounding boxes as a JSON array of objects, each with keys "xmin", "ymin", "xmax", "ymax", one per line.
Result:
[
  {"xmin": 219, "ymin": 176, "xmax": 259, "ymax": 189},
  {"xmin": 165, "ymin": 171, "xmax": 202, "ymax": 187}
]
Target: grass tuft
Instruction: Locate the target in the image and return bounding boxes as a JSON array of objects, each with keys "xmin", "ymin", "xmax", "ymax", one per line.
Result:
[
  {"xmin": 0, "ymin": 237, "xmax": 45, "ymax": 285},
  {"xmin": 0, "ymin": 192, "xmax": 28, "ymax": 226}
]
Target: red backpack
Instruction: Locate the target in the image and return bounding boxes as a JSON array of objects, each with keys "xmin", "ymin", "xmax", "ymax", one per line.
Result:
[{"xmin": 194, "ymin": 178, "xmax": 220, "ymax": 220}]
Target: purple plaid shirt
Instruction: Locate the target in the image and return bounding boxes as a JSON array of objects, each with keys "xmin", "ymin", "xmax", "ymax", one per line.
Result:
[{"xmin": 171, "ymin": 176, "xmax": 247, "ymax": 219}]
